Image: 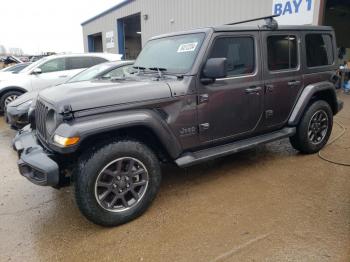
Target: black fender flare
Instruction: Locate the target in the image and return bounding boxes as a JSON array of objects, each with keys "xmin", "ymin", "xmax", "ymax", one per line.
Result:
[
  {"xmin": 288, "ymin": 81, "xmax": 338, "ymax": 126},
  {"xmin": 53, "ymin": 109, "xmax": 182, "ymax": 159}
]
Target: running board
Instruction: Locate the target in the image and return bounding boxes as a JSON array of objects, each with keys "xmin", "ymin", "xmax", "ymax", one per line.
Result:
[{"xmin": 175, "ymin": 127, "xmax": 296, "ymax": 167}]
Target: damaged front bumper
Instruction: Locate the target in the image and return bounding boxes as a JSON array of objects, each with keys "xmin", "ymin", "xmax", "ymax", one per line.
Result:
[{"xmin": 13, "ymin": 126, "xmax": 59, "ymax": 186}]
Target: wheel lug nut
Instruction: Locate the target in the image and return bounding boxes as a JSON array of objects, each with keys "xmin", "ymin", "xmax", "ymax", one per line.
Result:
[
  {"xmin": 113, "ymin": 184, "xmax": 117, "ymax": 188},
  {"xmin": 119, "ymin": 189, "xmax": 123, "ymax": 193},
  {"xmin": 126, "ymin": 184, "xmax": 130, "ymax": 188},
  {"xmin": 117, "ymin": 176, "xmax": 121, "ymax": 180}
]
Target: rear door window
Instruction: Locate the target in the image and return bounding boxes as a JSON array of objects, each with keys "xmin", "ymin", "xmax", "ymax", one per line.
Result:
[
  {"xmin": 267, "ymin": 35, "xmax": 298, "ymax": 71},
  {"xmin": 67, "ymin": 57, "xmax": 107, "ymax": 70},
  {"xmin": 89, "ymin": 57, "xmax": 107, "ymax": 66},
  {"xmin": 305, "ymin": 34, "xmax": 334, "ymax": 67},
  {"xmin": 209, "ymin": 37, "xmax": 255, "ymax": 77}
]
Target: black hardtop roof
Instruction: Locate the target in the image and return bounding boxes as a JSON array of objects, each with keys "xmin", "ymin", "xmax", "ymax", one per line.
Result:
[
  {"xmin": 213, "ymin": 25, "xmax": 333, "ymax": 32},
  {"xmin": 150, "ymin": 25, "xmax": 334, "ymax": 40}
]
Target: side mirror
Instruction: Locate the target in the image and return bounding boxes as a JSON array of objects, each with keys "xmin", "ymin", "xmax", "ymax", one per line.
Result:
[
  {"xmin": 202, "ymin": 58, "xmax": 227, "ymax": 81},
  {"xmin": 32, "ymin": 68, "xmax": 42, "ymax": 75}
]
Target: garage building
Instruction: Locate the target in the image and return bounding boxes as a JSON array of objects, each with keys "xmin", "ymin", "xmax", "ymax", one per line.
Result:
[{"xmin": 82, "ymin": 0, "xmax": 350, "ymax": 62}]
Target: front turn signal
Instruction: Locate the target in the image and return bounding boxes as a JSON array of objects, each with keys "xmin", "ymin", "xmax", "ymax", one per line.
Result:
[{"xmin": 53, "ymin": 134, "xmax": 80, "ymax": 147}]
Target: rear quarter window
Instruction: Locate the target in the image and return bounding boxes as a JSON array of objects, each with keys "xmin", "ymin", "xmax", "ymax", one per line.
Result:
[{"xmin": 305, "ymin": 34, "xmax": 334, "ymax": 67}]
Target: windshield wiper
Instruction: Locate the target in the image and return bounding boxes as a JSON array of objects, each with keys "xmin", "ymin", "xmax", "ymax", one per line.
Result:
[
  {"xmin": 132, "ymin": 66, "xmax": 146, "ymax": 74},
  {"xmin": 148, "ymin": 67, "xmax": 167, "ymax": 78},
  {"xmin": 133, "ymin": 66, "xmax": 146, "ymax": 70}
]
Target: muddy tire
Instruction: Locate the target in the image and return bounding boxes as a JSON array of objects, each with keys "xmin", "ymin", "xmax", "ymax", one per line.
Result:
[
  {"xmin": 290, "ymin": 100, "xmax": 333, "ymax": 154},
  {"xmin": 0, "ymin": 90, "xmax": 23, "ymax": 111},
  {"xmin": 74, "ymin": 140, "xmax": 161, "ymax": 227}
]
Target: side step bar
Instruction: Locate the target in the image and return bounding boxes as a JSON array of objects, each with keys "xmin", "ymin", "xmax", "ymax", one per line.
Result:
[{"xmin": 175, "ymin": 127, "xmax": 296, "ymax": 167}]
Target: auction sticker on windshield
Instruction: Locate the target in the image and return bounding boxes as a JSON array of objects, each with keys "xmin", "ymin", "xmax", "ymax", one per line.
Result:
[{"xmin": 177, "ymin": 42, "xmax": 198, "ymax": 53}]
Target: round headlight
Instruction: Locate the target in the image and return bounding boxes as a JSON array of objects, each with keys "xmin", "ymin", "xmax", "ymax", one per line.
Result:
[{"xmin": 46, "ymin": 109, "xmax": 57, "ymax": 134}]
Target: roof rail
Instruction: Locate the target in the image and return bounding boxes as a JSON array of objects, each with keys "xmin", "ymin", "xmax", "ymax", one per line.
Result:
[{"xmin": 226, "ymin": 14, "xmax": 279, "ymax": 30}]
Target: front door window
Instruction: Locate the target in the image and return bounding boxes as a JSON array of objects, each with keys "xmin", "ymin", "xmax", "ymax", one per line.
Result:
[{"xmin": 39, "ymin": 58, "xmax": 66, "ymax": 73}]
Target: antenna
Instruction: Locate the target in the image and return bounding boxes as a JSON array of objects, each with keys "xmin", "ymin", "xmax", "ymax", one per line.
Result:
[{"xmin": 226, "ymin": 14, "xmax": 279, "ymax": 30}]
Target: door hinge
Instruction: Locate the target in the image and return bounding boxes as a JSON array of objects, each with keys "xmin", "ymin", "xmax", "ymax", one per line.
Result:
[
  {"xmin": 265, "ymin": 84, "xmax": 274, "ymax": 93},
  {"xmin": 199, "ymin": 123, "xmax": 210, "ymax": 132},
  {"xmin": 62, "ymin": 105, "xmax": 74, "ymax": 121}
]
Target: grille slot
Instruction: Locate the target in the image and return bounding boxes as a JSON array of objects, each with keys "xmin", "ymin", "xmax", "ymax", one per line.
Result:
[{"xmin": 35, "ymin": 99, "xmax": 49, "ymax": 140}]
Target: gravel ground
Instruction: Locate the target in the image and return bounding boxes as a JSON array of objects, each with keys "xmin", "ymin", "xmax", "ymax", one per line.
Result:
[{"xmin": 0, "ymin": 92, "xmax": 349, "ymax": 262}]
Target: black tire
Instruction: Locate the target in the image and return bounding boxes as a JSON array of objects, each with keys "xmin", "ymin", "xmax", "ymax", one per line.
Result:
[
  {"xmin": 74, "ymin": 140, "xmax": 161, "ymax": 227},
  {"xmin": 290, "ymin": 100, "xmax": 333, "ymax": 154},
  {"xmin": 0, "ymin": 90, "xmax": 23, "ymax": 111}
]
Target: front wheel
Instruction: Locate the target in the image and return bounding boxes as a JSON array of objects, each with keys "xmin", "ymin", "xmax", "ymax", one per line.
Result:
[
  {"xmin": 290, "ymin": 100, "xmax": 333, "ymax": 154},
  {"xmin": 75, "ymin": 140, "xmax": 161, "ymax": 227}
]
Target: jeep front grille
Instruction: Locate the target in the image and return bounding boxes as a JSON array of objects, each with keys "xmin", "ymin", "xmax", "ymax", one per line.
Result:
[{"xmin": 35, "ymin": 99, "xmax": 49, "ymax": 140}]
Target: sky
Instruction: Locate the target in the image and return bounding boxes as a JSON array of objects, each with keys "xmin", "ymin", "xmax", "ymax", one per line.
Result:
[{"xmin": 0, "ymin": 0, "xmax": 124, "ymax": 54}]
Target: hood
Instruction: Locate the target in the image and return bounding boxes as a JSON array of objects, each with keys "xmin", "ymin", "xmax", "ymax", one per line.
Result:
[
  {"xmin": 39, "ymin": 79, "xmax": 172, "ymax": 112},
  {"xmin": 8, "ymin": 90, "xmax": 38, "ymax": 107}
]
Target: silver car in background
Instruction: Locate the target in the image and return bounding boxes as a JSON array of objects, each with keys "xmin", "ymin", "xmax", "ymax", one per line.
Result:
[{"xmin": 6, "ymin": 60, "xmax": 134, "ymax": 129}]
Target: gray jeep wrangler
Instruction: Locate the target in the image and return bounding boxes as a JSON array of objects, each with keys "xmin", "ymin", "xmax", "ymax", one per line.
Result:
[{"xmin": 13, "ymin": 17, "xmax": 343, "ymax": 226}]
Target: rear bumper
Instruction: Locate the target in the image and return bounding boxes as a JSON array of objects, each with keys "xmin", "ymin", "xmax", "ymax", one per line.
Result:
[{"xmin": 13, "ymin": 127, "xmax": 59, "ymax": 186}]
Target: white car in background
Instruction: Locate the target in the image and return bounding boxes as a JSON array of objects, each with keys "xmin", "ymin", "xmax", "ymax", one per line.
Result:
[{"xmin": 0, "ymin": 53, "xmax": 122, "ymax": 111}]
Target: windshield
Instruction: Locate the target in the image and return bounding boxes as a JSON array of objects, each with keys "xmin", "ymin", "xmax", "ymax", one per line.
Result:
[
  {"xmin": 134, "ymin": 33, "xmax": 205, "ymax": 74},
  {"xmin": 67, "ymin": 63, "xmax": 112, "ymax": 83}
]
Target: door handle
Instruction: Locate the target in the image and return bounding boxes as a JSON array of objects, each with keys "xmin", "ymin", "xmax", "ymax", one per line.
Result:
[
  {"xmin": 245, "ymin": 86, "xmax": 262, "ymax": 94},
  {"xmin": 198, "ymin": 94, "xmax": 209, "ymax": 104},
  {"xmin": 59, "ymin": 75, "xmax": 68, "ymax": 78},
  {"xmin": 288, "ymin": 80, "xmax": 301, "ymax": 86}
]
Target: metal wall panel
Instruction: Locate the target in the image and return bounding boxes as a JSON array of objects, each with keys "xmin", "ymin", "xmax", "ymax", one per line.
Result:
[{"xmin": 82, "ymin": 0, "xmax": 321, "ymax": 54}]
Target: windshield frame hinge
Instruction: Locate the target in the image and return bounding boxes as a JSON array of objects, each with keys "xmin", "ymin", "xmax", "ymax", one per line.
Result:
[{"xmin": 62, "ymin": 105, "xmax": 74, "ymax": 121}]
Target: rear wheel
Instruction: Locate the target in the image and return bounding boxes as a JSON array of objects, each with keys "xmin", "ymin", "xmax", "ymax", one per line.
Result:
[
  {"xmin": 0, "ymin": 91, "xmax": 23, "ymax": 111},
  {"xmin": 75, "ymin": 140, "xmax": 161, "ymax": 227},
  {"xmin": 290, "ymin": 100, "xmax": 333, "ymax": 154}
]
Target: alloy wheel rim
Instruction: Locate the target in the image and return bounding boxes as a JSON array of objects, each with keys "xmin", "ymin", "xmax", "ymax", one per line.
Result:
[
  {"xmin": 4, "ymin": 95, "xmax": 18, "ymax": 106},
  {"xmin": 94, "ymin": 157, "xmax": 149, "ymax": 212},
  {"xmin": 307, "ymin": 110, "xmax": 329, "ymax": 145}
]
